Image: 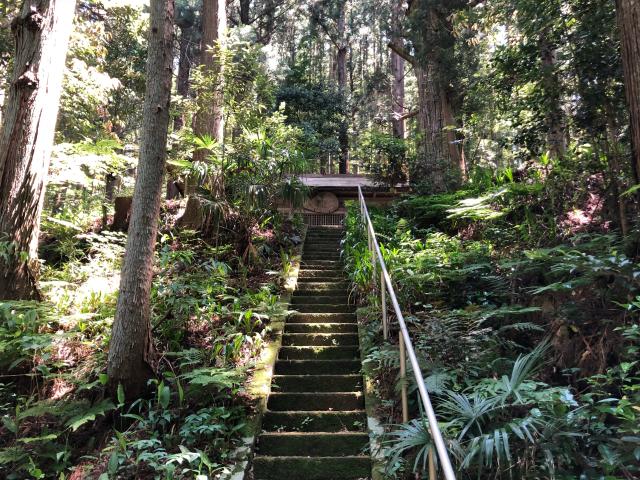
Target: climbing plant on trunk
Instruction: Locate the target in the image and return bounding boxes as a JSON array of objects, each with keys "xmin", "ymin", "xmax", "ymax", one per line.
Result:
[
  {"xmin": 107, "ymin": 0, "xmax": 175, "ymax": 399},
  {"xmin": 0, "ymin": 0, "xmax": 76, "ymax": 300}
]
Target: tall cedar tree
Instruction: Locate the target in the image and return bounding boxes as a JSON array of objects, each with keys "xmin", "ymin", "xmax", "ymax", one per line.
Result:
[
  {"xmin": 193, "ymin": 0, "xmax": 226, "ymax": 158},
  {"xmin": 107, "ymin": 0, "xmax": 175, "ymax": 398},
  {"xmin": 0, "ymin": 0, "xmax": 76, "ymax": 300},
  {"xmin": 390, "ymin": 1, "xmax": 464, "ymax": 192},
  {"xmin": 616, "ymin": 0, "xmax": 640, "ymax": 183}
]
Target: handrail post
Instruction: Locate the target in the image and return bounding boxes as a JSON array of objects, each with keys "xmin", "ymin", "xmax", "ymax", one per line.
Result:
[
  {"xmin": 429, "ymin": 449, "xmax": 436, "ymax": 480},
  {"xmin": 381, "ymin": 269, "xmax": 388, "ymax": 340},
  {"xmin": 399, "ymin": 333, "xmax": 409, "ymax": 423}
]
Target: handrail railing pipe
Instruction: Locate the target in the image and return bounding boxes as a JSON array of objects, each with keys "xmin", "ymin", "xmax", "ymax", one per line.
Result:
[{"xmin": 356, "ymin": 187, "xmax": 457, "ymax": 480}]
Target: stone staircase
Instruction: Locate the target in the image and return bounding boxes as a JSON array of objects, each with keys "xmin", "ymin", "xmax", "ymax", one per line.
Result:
[{"xmin": 252, "ymin": 227, "xmax": 371, "ymax": 480}]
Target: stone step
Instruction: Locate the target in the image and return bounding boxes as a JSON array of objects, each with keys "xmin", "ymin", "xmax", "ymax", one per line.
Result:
[
  {"xmin": 305, "ymin": 234, "xmax": 343, "ymax": 239},
  {"xmin": 253, "ymin": 455, "xmax": 370, "ymax": 480},
  {"xmin": 305, "ymin": 239, "xmax": 342, "ymax": 244},
  {"xmin": 300, "ymin": 261, "xmax": 342, "ymax": 268},
  {"xmin": 257, "ymin": 432, "xmax": 369, "ymax": 457},
  {"xmin": 285, "ymin": 322, "xmax": 358, "ymax": 333},
  {"xmin": 303, "ymin": 255, "xmax": 341, "ymax": 261},
  {"xmin": 296, "ymin": 281, "xmax": 349, "ymax": 290},
  {"xmin": 291, "ymin": 295, "xmax": 350, "ymax": 304},
  {"xmin": 293, "ymin": 304, "xmax": 355, "ymax": 313},
  {"xmin": 262, "ymin": 410, "xmax": 366, "ymax": 432},
  {"xmin": 304, "ymin": 248, "xmax": 341, "ymax": 253},
  {"xmin": 297, "ymin": 276, "xmax": 344, "ymax": 283},
  {"xmin": 278, "ymin": 346, "xmax": 359, "ymax": 361},
  {"xmin": 287, "ymin": 313, "xmax": 356, "ymax": 323},
  {"xmin": 267, "ymin": 392, "xmax": 364, "ymax": 411},
  {"xmin": 298, "ymin": 269, "xmax": 345, "ymax": 278},
  {"xmin": 282, "ymin": 333, "xmax": 358, "ymax": 347},
  {"xmin": 272, "ymin": 374, "xmax": 362, "ymax": 391},
  {"xmin": 275, "ymin": 359, "xmax": 360, "ymax": 375}
]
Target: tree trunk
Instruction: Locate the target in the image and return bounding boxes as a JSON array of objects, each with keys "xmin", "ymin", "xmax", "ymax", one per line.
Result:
[
  {"xmin": 616, "ymin": 0, "xmax": 640, "ymax": 183},
  {"xmin": 107, "ymin": 0, "xmax": 175, "ymax": 399},
  {"xmin": 194, "ymin": 0, "xmax": 226, "ymax": 152},
  {"xmin": 240, "ymin": 0, "xmax": 250, "ymax": 25},
  {"xmin": 539, "ymin": 33, "xmax": 566, "ymax": 159},
  {"xmin": 181, "ymin": 0, "xmax": 226, "ymax": 224},
  {"xmin": 442, "ymin": 92, "xmax": 466, "ymax": 182},
  {"xmin": 390, "ymin": 0, "xmax": 405, "ymax": 141},
  {"xmin": 102, "ymin": 172, "xmax": 119, "ymax": 228},
  {"xmin": 605, "ymin": 102, "xmax": 629, "ymax": 235},
  {"xmin": 173, "ymin": 24, "xmax": 193, "ymax": 131},
  {"xmin": 0, "ymin": 0, "xmax": 76, "ymax": 300},
  {"xmin": 336, "ymin": 0, "xmax": 349, "ymax": 174},
  {"xmin": 414, "ymin": 64, "xmax": 448, "ymax": 192}
]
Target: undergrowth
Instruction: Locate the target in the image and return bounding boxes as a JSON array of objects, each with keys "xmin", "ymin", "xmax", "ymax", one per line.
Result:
[
  {"xmin": 344, "ymin": 168, "xmax": 640, "ymax": 479},
  {"xmin": 0, "ymin": 219, "xmax": 297, "ymax": 479}
]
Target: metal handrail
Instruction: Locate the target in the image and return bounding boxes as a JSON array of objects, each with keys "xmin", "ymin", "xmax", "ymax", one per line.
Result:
[{"xmin": 357, "ymin": 186, "xmax": 457, "ymax": 480}]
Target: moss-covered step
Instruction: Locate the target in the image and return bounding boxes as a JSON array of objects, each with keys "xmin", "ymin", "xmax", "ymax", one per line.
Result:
[
  {"xmin": 287, "ymin": 312, "xmax": 356, "ymax": 324},
  {"xmin": 261, "ymin": 410, "xmax": 367, "ymax": 432},
  {"xmin": 252, "ymin": 455, "xmax": 371, "ymax": 480},
  {"xmin": 303, "ymin": 251, "xmax": 341, "ymax": 257},
  {"xmin": 285, "ymin": 322, "xmax": 358, "ymax": 333},
  {"xmin": 282, "ymin": 332, "xmax": 359, "ymax": 346},
  {"xmin": 257, "ymin": 432, "xmax": 369, "ymax": 457},
  {"xmin": 302, "ymin": 255, "xmax": 342, "ymax": 262},
  {"xmin": 299, "ymin": 263, "xmax": 344, "ymax": 270},
  {"xmin": 267, "ymin": 392, "xmax": 364, "ymax": 411},
  {"xmin": 296, "ymin": 276, "xmax": 345, "ymax": 283},
  {"xmin": 271, "ymin": 374, "xmax": 361, "ymax": 391},
  {"xmin": 278, "ymin": 345, "xmax": 359, "ymax": 360},
  {"xmin": 274, "ymin": 359, "xmax": 361, "ymax": 376},
  {"xmin": 297, "ymin": 269, "xmax": 345, "ymax": 278},
  {"xmin": 292, "ymin": 304, "xmax": 355, "ymax": 314},
  {"xmin": 291, "ymin": 294, "xmax": 350, "ymax": 304},
  {"xmin": 296, "ymin": 280, "xmax": 348, "ymax": 288},
  {"xmin": 300, "ymin": 259, "xmax": 343, "ymax": 266}
]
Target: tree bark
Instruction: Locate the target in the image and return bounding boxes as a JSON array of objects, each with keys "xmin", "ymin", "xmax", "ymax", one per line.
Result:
[
  {"xmin": 107, "ymin": 0, "xmax": 175, "ymax": 399},
  {"xmin": 239, "ymin": 0, "xmax": 251, "ymax": 25},
  {"xmin": 336, "ymin": 0, "xmax": 349, "ymax": 174},
  {"xmin": 173, "ymin": 23, "xmax": 194, "ymax": 131},
  {"xmin": 391, "ymin": 4, "xmax": 463, "ymax": 193},
  {"xmin": 539, "ymin": 33, "xmax": 566, "ymax": 159},
  {"xmin": 414, "ymin": 64, "xmax": 447, "ymax": 192},
  {"xmin": 616, "ymin": 0, "xmax": 640, "ymax": 183},
  {"xmin": 390, "ymin": 0, "xmax": 405, "ymax": 140},
  {"xmin": 194, "ymin": 0, "xmax": 226, "ymax": 152},
  {"xmin": 0, "ymin": 0, "xmax": 76, "ymax": 300}
]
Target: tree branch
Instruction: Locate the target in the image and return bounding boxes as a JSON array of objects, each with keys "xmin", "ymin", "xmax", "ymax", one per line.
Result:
[{"xmin": 388, "ymin": 41, "xmax": 416, "ymax": 66}]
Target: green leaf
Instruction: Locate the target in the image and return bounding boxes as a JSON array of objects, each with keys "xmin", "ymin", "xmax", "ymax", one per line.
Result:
[
  {"xmin": 621, "ymin": 183, "xmax": 640, "ymax": 197},
  {"xmin": 117, "ymin": 383, "xmax": 125, "ymax": 405},
  {"xmin": 65, "ymin": 399, "xmax": 116, "ymax": 431},
  {"xmin": 1, "ymin": 416, "xmax": 17, "ymax": 434},
  {"xmin": 166, "ymin": 158, "xmax": 193, "ymax": 168},
  {"xmin": 114, "ymin": 429, "xmax": 127, "ymax": 451},
  {"xmin": 158, "ymin": 382, "xmax": 170, "ymax": 409},
  {"xmin": 18, "ymin": 434, "xmax": 59, "ymax": 444},
  {"xmin": 108, "ymin": 450, "xmax": 119, "ymax": 474}
]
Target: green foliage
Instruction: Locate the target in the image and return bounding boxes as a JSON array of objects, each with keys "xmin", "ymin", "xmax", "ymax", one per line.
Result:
[
  {"xmin": 344, "ymin": 185, "xmax": 640, "ymax": 478},
  {"xmin": 355, "ymin": 130, "xmax": 407, "ymax": 185}
]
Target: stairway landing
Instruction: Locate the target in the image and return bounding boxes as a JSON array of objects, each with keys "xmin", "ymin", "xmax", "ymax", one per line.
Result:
[{"xmin": 252, "ymin": 227, "xmax": 371, "ymax": 480}]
